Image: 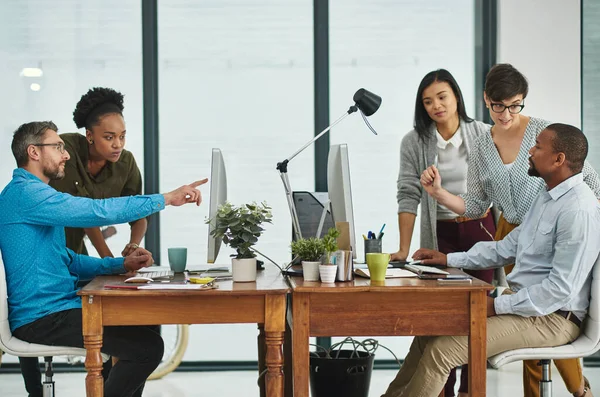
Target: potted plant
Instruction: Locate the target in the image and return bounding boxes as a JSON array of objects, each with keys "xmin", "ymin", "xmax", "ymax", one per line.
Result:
[
  {"xmin": 291, "ymin": 237, "xmax": 325, "ymax": 282},
  {"xmin": 319, "ymin": 227, "xmax": 340, "ymax": 283},
  {"xmin": 206, "ymin": 201, "xmax": 272, "ymax": 282}
]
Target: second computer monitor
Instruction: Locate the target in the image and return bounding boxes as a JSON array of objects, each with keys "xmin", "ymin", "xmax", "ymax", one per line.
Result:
[
  {"xmin": 327, "ymin": 143, "xmax": 357, "ymax": 259},
  {"xmin": 207, "ymin": 148, "xmax": 227, "ymax": 264}
]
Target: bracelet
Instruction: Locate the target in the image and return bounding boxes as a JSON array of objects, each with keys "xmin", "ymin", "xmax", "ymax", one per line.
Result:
[{"xmin": 128, "ymin": 243, "xmax": 139, "ymax": 249}]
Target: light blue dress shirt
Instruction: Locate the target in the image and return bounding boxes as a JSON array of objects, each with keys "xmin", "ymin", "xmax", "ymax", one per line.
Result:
[
  {"xmin": 448, "ymin": 173, "xmax": 600, "ymax": 320},
  {"xmin": 0, "ymin": 168, "xmax": 165, "ymax": 331}
]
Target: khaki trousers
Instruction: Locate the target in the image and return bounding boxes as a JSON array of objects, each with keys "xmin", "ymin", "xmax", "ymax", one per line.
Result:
[
  {"xmin": 496, "ymin": 214, "xmax": 584, "ymax": 396},
  {"xmin": 381, "ymin": 313, "xmax": 579, "ymax": 397}
]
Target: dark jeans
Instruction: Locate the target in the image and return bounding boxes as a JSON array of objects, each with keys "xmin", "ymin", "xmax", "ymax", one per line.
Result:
[
  {"xmin": 436, "ymin": 211, "xmax": 496, "ymax": 396},
  {"xmin": 14, "ymin": 309, "xmax": 163, "ymax": 397}
]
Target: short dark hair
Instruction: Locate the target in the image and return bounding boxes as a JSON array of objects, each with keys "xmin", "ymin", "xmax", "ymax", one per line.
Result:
[
  {"xmin": 73, "ymin": 87, "xmax": 125, "ymax": 129},
  {"xmin": 484, "ymin": 63, "xmax": 529, "ymax": 102},
  {"xmin": 546, "ymin": 123, "xmax": 588, "ymax": 173},
  {"xmin": 11, "ymin": 121, "xmax": 58, "ymax": 167},
  {"xmin": 414, "ymin": 69, "xmax": 473, "ymax": 139}
]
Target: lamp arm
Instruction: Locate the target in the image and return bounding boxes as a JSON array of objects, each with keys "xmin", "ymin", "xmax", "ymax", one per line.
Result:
[
  {"xmin": 276, "ymin": 105, "xmax": 358, "ymax": 171},
  {"xmin": 275, "ymin": 104, "xmax": 358, "ymax": 242}
]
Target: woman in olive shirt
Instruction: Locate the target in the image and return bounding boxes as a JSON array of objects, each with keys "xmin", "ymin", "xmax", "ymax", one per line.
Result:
[
  {"xmin": 18, "ymin": 87, "xmax": 151, "ymax": 397},
  {"xmin": 51, "ymin": 87, "xmax": 145, "ymax": 257}
]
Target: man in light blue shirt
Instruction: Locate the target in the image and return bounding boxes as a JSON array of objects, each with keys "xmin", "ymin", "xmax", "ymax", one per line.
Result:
[
  {"xmin": 382, "ymin": 123, "xmax": 600, "ymax": 397},
  {"xmin": 0, "ymin": 121, "xmax": 207, "ymax": 397}
]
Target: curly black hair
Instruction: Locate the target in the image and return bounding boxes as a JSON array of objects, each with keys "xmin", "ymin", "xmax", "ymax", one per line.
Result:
[{"xmin": 73, "ymin": 87, "xmax": 125, "ymax": 129}]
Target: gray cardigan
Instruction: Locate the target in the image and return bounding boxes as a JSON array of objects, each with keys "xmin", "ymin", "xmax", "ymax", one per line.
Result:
[{"xmin": 396, "ymin": 120, "xmax": 490, "ymax": 251}]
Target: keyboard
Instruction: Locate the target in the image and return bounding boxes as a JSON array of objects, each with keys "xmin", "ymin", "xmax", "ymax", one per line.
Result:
[
  {"xmin": 405, "ymin": 264, "xmax": 449, "ymax": 275},
  {"xmin": 136, "ymin": 270, "xmax": 174, "ymax": 279}
]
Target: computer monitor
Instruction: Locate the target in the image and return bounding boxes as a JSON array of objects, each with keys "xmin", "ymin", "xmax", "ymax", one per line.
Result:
[
  {"xmin": 207, "ymin": 148, "xmax": 227, "ymax": 264},
  {"xmin": 327, "ymin": 143, "xmax": 357, "ymax": 259}
]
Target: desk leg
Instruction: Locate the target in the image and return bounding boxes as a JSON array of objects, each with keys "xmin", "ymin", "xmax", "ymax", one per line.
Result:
[
  {"xmin": 265, "ymin": 295, "xmax": 286, "ymax": 397},
  {"xmin": 284, "ymin": 308, "xmax": 293, "ymax": 397},
  {"xmin": 258, "ymin": 324, "xmax": 266, "ymax": 397},
  {"xmin": 82, "ymin": 296, "xmax": 103, "ymax": 397},
  {"xmin": 292, "ymin": 293, "xmax": 310, "ymax": 397},
  {"xmin": 468, "ymin": 290, "xmax": 487, "ymax": 397}
]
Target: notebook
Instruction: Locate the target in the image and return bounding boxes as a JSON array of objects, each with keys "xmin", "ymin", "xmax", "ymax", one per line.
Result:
[{"xmin": 354, "ymin": 268, "xmax": 417, "ymax": 279}]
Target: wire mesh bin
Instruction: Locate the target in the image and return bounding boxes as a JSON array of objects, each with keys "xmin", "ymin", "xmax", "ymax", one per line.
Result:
[{"xmin": 309, "ymin": 338, "xmax": 399, "ymax": 397}]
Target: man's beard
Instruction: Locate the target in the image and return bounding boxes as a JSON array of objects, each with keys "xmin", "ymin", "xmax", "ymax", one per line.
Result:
[
  {"xmin": 43, "ymin": 164, "xmax": 65, "ymax": 180},
  {"xmin": 528, "ymin": 159, "xmax": 540, "ymax": 177}
]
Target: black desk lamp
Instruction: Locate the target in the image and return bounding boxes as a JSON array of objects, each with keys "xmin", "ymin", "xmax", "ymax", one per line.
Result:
[{"xmin": 276, "ymin": 88, "xmax": 382, "ymax": 240}]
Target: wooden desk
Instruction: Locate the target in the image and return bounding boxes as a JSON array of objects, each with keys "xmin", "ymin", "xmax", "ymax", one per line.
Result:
[
  {"xmin": 78, "ymin": 268, "xmax": 289, "ymax": 397},
  {"xmin": 288, "ymin": 271, "xmax": 493, "ymax": 397}
]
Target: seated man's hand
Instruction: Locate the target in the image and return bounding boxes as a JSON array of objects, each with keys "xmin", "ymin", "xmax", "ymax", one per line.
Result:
[
  {"xmin": 123, "ymin": 247, "xmax": 154, "ymax": 272},
  {"xmin": 163, "ymin": 178, "xmax": 209, "ymax": 207},
  {"xmin": 412, "ymin": 248, "xmax": 447, "ymax": 266}
]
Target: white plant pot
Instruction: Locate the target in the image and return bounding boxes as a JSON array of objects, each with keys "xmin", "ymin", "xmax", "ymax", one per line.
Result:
[
  {"xmin": 319, "ymin": 264, "xmax": 337, "ymax": 283},
  {"xmin": 302, "ymin": 261, "xmax": 321, "ymax": 282},
  {"xmin": 232, "ymin": 258, "xmax": 257, "ymax": 282}
]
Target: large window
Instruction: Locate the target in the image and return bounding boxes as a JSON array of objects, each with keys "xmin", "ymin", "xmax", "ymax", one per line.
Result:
[
  {"xmin": 0, "ymin": 0, "xmax": 143, "ymax": 362},
  {"xmin": 583, "ymin": 0, "xmax": 600, "ymax": 170},
  {"xmin": 158, "ymin": 0, "xmax": 313, "ymax": 361},
  {"xmin": 329, "ymin": 0, "xmax": 476, "ymax": 358}
]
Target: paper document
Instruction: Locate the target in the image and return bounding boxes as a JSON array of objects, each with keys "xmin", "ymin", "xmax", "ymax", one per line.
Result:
[
  {"xmin": 138, "ymin": 284, "xmax": 213, "ymax": 290},
  {"xmin": 354, "ymin": 268, "xmax": 417, "ymax": 279}
]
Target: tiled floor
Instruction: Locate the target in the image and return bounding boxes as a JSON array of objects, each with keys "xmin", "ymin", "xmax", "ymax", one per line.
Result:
[{"xmin": 2, "ymin": 361, "xmax": 599, "ymax": 396}]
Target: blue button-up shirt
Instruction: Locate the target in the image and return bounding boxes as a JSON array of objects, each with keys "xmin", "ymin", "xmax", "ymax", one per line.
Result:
[
  {"xmin": 0, "ymin": 168, "xmax": 165, "ymax": 331},
  {"xmin": 448, "ymin": 173, "xmax": 600, "ymax": 320}
]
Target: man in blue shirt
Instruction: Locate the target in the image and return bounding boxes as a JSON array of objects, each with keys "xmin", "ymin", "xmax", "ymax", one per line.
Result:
[
  {"xmin": 0, "ymin": 121, "xmax": 207, "ymax": 397},
  {"xmin": 382, "ymin": 124, "xmax": 600, "ymax": 397}
]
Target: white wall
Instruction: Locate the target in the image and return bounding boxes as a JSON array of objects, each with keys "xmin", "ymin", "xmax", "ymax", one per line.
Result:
[{"xmin": 497, "ymin": 0, "xmax": 581, "ymax": 126}]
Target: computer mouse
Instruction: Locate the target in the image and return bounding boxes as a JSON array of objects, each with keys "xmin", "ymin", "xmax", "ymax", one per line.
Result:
[
  {"xmin": 124, "ymin": 276, "xmax": 153, "ymax": 283},
  {"xmin": 408, "ymin": 260, "xmax": 422, "ymax": 265}
]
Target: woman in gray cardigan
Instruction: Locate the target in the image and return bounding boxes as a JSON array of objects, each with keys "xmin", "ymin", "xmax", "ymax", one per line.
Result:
[{"xmin": 391, "ymin": 69, "xmax": 494, "ymax": 397}]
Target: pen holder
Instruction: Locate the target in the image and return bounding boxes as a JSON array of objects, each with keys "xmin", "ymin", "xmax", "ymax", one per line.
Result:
[{"xmin": 364, "ymin": 239, "xmax": 382, "ymax": 263}]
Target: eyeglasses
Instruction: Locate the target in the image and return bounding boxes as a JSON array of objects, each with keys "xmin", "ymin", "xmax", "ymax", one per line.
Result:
[
  {"xmin": 490, "ymin": 102, "xmax": 525, "ymax": 114},
  {"xmin": 33, "ymin": 142, "xmax": 66, "ymax": 154}
]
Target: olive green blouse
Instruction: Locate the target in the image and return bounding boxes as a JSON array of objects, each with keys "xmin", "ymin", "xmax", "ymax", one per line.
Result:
[{"xmin": 49, "ymin": 133, "xmax": 143, "ymax": 255}]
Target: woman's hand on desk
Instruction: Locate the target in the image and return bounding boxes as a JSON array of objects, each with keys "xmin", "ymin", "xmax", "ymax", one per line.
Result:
[
  {"xmin": 412, "ymin": 249, "xmax": 447, "ymax": 266},
  {"xmin": 390, "ymin": 250, "xmax": 408, "ymax": 261},
  {"xmin": 123, "ymin": 247, "xmax": 154, "ymax": 272},
  {"xmin": 163, "ymin": 178, "xmax": 208, "ymax": 207}
]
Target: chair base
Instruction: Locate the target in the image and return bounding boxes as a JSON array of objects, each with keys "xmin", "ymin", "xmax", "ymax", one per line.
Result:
[
  {"xmin": 43, "ymin": 356, "xmax": 55, "ymax": 397},
  {"xmin": 539, "ymin": 359, "xmax": 552, "ymax": 397}
]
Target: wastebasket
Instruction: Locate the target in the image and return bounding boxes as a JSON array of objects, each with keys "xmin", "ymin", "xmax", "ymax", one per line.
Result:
[{"xmin": 310, "ymin": 349, "xmax": 374, "ymax": 397}]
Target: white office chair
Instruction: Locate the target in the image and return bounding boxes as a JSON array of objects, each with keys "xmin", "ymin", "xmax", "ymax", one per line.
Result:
[
  {"xmin": 0, "ymin": 254, "xmax": 89, "ymax": 397},
  {"xmin": 489, "ymin": 254, "xmax": 600, "ymax": 397}
]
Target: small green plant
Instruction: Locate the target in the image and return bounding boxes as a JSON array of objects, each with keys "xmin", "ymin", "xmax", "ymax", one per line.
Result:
[
  {"xmin": 206, "ymin": 201, "xmax": 272, "ymax": 259},
  {"xmin": 322, "ymin": 227, "xmax": 341, "ymax": 264},
  {"xmin": 291, "ymin": 238, "xmax": 326, "ymax": 262}
]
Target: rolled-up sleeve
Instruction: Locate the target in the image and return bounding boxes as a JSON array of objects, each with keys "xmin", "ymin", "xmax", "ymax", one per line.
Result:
[{"xmin": 448, "ymin": 226, "xmax": 520, "ymax": 270}]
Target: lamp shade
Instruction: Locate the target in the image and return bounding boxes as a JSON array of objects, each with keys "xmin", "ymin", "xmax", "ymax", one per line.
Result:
[{"xmin": 353, "ymin": 88, "xmax": 382, "ymax": 116}]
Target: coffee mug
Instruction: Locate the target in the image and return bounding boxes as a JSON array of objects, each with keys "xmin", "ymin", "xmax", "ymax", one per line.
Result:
[
  {"xmin": 168, "ymin": 247, "xmax": 187, "ymax": 273},
  {"xmin": 366, "ymin": 252, "xmax": 390, "ymax": 282}
]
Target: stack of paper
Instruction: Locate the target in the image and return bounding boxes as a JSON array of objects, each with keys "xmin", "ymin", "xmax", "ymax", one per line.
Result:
[{"xmin": 354, "ymin": 268, "xmax": 417, "ymax": 279}]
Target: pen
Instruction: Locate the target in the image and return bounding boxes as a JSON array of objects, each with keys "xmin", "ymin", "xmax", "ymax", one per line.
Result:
[
  {"xmin": 362, "ymin": 234, "xmax": 368, "ymax": 240},
  {"xmin": 377, "ymin": 224, "xmax": 386, "ymax": 239},
  {"xmin": 368, "ymin": 231, "xmax": 374, "ymax": 239}
]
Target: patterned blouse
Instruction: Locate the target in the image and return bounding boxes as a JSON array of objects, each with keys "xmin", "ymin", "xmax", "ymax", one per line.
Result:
[{"xmin": 460, "ymin": 117, "xmax": 600, "ymax": 224}]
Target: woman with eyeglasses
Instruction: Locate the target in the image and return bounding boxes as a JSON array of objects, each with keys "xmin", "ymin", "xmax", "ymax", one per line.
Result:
[
  {"xmin": 391, "ymin": 69, "xmax": 496, "ymax": 397},
  {"xmin": 420, "ymin": 63, "xmax": 599, "ymax": 397},
  {"xmin": 18, "ymin": 87, "xmax": 152, "ymax": 397}
]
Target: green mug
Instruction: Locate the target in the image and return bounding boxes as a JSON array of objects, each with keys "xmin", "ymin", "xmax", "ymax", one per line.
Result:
[
  {"xmin": 168, "ymin": 247, "xmax": 187, "ymax": 273},
  {"xmin": 366, "ymin": 252, "xmax": 390, "ymax": 282}
]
